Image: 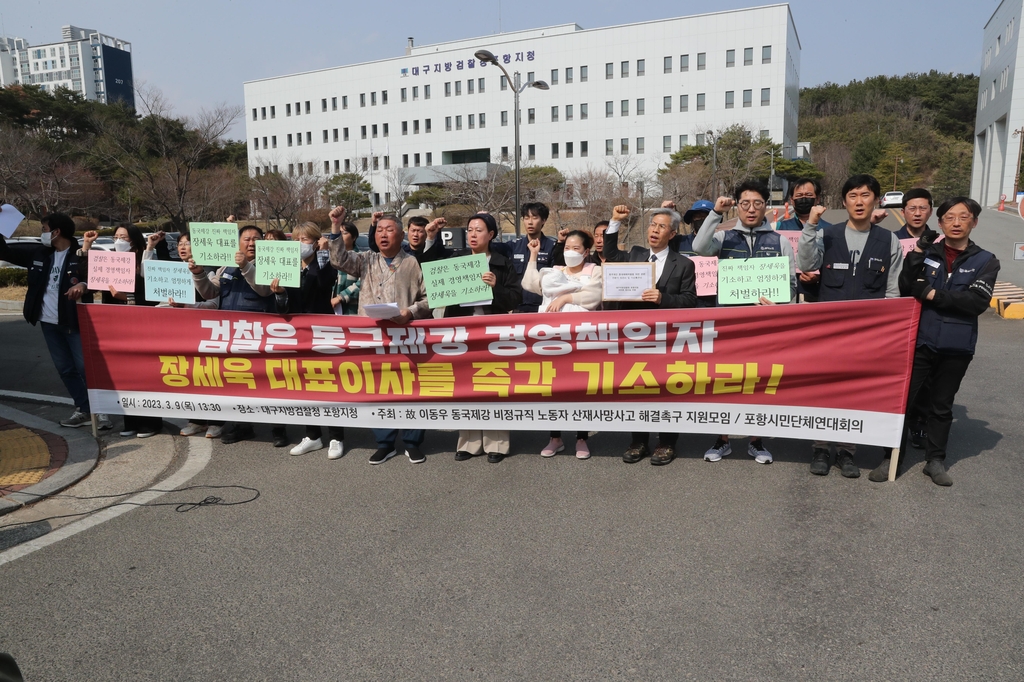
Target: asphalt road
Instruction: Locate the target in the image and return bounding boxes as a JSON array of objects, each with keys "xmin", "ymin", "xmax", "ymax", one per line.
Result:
[{"xmin": 0, "ymin": 209, "xmax": 1022, "ymax": 680}]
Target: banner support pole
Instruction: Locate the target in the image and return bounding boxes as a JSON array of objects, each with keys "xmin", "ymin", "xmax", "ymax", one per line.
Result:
[{"xmin": 887, "ymin": 448, "xmax": 900, "ymax": 482}]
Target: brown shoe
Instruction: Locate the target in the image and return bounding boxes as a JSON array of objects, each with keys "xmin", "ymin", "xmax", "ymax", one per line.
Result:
[
  {"xmin": 650, "ymin": 446, "xmax": 675, "ymax": 466},
  {"xmin": 622, "ymin": 442, "xmax": 649, "ymax": 464}
]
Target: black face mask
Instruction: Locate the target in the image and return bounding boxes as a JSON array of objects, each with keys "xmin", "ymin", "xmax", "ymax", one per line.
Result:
[{"xmin": 793, "ymin": 198, "xmax": 816, "ymax": 216}]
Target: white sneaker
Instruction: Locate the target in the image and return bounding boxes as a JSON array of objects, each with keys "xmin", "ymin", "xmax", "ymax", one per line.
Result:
[
  {"xmin": 120, "ymin": 429, "xmax": 137, "ymax": 437},
  {"xmin": 205, "ymin": 425, "xmax": 223, "ymax": 439},
  {"xmin": 290, "ymin": 437, "xmax": 323, "ymax": 455},
  {"xmin": 704, "ymin": 440, "xmax": 732, "ymax": 462},
  {"xmin": 96, "ymin": 414, "xmax": 113, "ymax": 430},
  {"xmin": 180, "ymin": 422, "xmax": 205, "ymax": 436},
  {"xmin": 60, "ymin": 410, "xmax": 90, "ymax": 428},
  {"xmin": 327, "ymin": 439, "xmax": 344, "ymax": 460},
  {"xmin": 747, "ymin": 441, "xmax": 773, "ymax": 464},
  {"xmin": 137, "ymin": 431, "xmax": 158, "ymax": 439}
]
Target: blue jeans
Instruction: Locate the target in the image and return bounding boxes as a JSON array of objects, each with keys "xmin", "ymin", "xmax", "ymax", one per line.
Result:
[
  {"xmin": 372, "ymin": 429, "xmax": 424, "ymax": 448},
  {"xmin": 40, "ymin": 322, "xmax": 90, "ymax": 413}
]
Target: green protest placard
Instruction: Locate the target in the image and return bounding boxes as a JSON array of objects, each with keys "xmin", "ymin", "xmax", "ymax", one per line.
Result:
[
  {"xmin": 422, "ymin": 254, "xmax": 493, "ymax": 308},
  {"xmin": 188, "ymin": 223, "xmax": 239, "ymax": 267},
  {"xmin": 717, "ymin": 256, "xmax": 790, "ymax": 305},
  {"xmin": 255, "ymin": 240, "xmax": 301, "ymax": 288}
]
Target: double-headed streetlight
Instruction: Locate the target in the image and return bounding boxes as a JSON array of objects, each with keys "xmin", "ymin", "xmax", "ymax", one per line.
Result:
[{"xmin": 474, "ymin": 49, "xmax": 548, "ymax": 237}]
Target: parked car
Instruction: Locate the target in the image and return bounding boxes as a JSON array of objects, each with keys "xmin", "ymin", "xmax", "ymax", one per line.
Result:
[{"xmin": 880, "ymin": 191, "xmax": 904, "ymax": 208}]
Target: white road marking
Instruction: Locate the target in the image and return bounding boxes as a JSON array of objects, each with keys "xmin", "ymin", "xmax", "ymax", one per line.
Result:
[{"xmin": 0, "ymin": 436, "xmax": 212, "ymax": 567}]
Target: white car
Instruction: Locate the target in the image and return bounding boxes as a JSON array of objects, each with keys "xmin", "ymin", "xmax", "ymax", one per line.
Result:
[{"xmin": 880, "ymin": 191, "xmax": 904, "ymax": 208}]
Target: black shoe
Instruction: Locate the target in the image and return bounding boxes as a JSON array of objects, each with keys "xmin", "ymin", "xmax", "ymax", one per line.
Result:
[
  {"xmin": 486, "ymin": 452, "xmax": 504, "ymax": 464},
  {"xmin": 622, "ymin": 442, "xmax": 649, "ymax": 464},
  {"xmin": 272, "ymin": 429, "xmax": 289, "ymax": 448},
  {"xmin": 221, "ymin": 425, "xmax": 255, "ymax": 445},
  {"xmin": 837, "ymin": 450, "xmax": 860, "ymax": 478},
  {"xmin": 369, "ymin": 447, "xmax": 397, "ymax": 465},
  {"xmin": 650, "ymin": 446, "xmax": 675, "ymax": 466},
  {"xmin": 923, "ymin": 459, "xmax": 952, "ymax": 486},
  {"xmin": 909, "ymin": 429, "xmax": 926, "ymax": 449},
  {"xmin": 809, "ymin": 448, "xmax": 830, "ymax": 476},
  {"xmin": 868, "ymin": 459, "xmax": 891, "ymax": 482},
  {"xmin": 405, "ymin": 446, "xmax": 425, "ymax": 464},
  {"xmin": 454, "ymin": 450, "xmax": 474, "ymax": 461}
]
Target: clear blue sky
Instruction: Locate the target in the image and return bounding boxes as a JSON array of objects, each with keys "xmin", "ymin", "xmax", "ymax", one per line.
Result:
[{"xmin": 1, "ymin": 0, "xmax": 997, "ymax": 138}]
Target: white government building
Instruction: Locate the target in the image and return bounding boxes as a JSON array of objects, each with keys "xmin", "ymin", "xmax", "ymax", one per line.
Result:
[
  {"xmin": 0, "ymin": 25, "xmax": 134, "ymax": 107},
  {"xmin": 243, "ymin": 4, "xmax": 801, "ymax": 208},
  {"xmin": 972, "ymin": 0, "xmax": 1022, "ymax": 207}
]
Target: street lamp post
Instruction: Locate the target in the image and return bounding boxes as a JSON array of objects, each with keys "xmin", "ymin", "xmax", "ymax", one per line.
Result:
[
  {"xmin": 706, "ymin": 130, "xmax": 718, "ymax": 197},
  {"xmin": 1012, "ymin": 128, "xmax": 1024, "ymax": 202},
  {"xmin": 475, "ymin": 49, "xmax": 548, "ymax": 237},
  {"xmin": 893, "ymin": 157, "xmax": 903, "ymax": 191}
]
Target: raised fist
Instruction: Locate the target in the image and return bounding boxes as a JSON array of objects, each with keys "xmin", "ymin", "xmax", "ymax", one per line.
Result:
[
  {"xmin": 714, "ymin": 196, "xmax": 736, "ymax": 214},
  {"xmin": 612, "ymin": 205, "xmax": 631, "ymax": 222}
]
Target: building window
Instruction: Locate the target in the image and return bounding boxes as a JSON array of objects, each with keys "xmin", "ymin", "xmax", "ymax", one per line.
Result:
[
  {"xmin": 744, "ymin": 47, "xmax": 753, "ymax": 66},
  {"xmin": 551, "ymin": 106, "xmax": 559, "ymax": 122},
  {"xmin": 581, "ymin": 141, "xmax": 588, "ymax": 157},
  {"xmin": 743, "ymin": 89, "xmax": 752, "ymax": 107},
  {"xmin": 527, "ymin": 71, "xmax": 534, "ymax": 83},
  {"xmin": 287, "ymin": 133, "xmax": 293, "ymax": 147},
  {"xmin": 371, "ymin": 125, "xmax": 378, "ymax": 138},
  {"xmin": 606, "ymin": 101, "xmax": 613, "ymax": 118},
  {"xmin": 324, "ymin": 160, "xmax": 330, "ymax": 174},
  {"xmin": 479, "ymin": 113, "xmax": 486, "ymax": 128},
  {"xmin": 253, "ymin": 137, "xmax": 259, "ymax": 149},
  {"xmin": 272, "ymin": 135, "xmax": 277, "ymax": 148},
  {"xmin": 384, "ymin": 156, "xmax": 390, "ymax": 169},
  {"xmin": 414, "ymin": 153, "xmax": 421, "ymax": 167},
  {"xmin": 402, "ymin": 121, "xmax": 409, "ymax": 135},
  {"xmin": 361, "ymin": 125, "xmax": 367, "ymax": 139},
  {"xmin": 580, "ymin": 65, "xmax": 588, "ymax": 82},
  {"xmin": 663, "ymin": 96, "xmax": 672, "ymax": 113},
  {"xmin": 413, "ymin": 120, "xmax": 420, "ymax": 134},
  {"xmin": 501, "ymin": 146, "xmax": 509, "ymax": 160},
  {"xmin": 566, "ymin": 104, "xmax": 573, "ymax": 121},
  {"xmin": 528, "ymin": 144, "xmax": 536, "ymax": 160},
  {"xmin": 322, "ymin": 130, "xmax": 328, "ymax": 143},
  {"xmin": 445, "ymin": 116, "xmax": 452, "ymax": 131},
  {"xmin": 637, "ymin": 59, "xmax": 645, "ymax": 76},
  {"xmin": 566, "ymin": 67, "xmax": 573, "ymax": 83},
  {"xmin": 288, "ymin": 163, "xmax": 294, "ymax": 177},
  {"xmin": 606, "ymin": 62, "xmax": 614, "ymax": 79},
  {"xmin": 332, "ymin": 96, "xmax": 338, "ymax": 110},
  {"xmin": 605, "ymin": 139, "xmax": 613, "ymax": 156},
  {"xmin": 621, "ymin": 61, "xmax": 629, "ymax": 78},
  {"xmin": 725, "ymin": 91, "xmax": 734, "ymax": 109},
  {"xmin": 695, "ymin": 133, "xmax": 705, "ymax": 146},
  {"xmin": 341, "ymin": 96, "xmax": 347, "ymax": 109},
  {"xmin": 382, "ymin": 90, "xmax": 388, "ymax": 104},
  {"xmin": 501, "ymin": 110, "xmax": 508, "ymax": 126},
  {"xmin": 760, "ymin": 130, "xmax": 770, "ymax": 140},
  {"xmin": 478, "ymin": 78, "xmax": 485, "ymax": 92},
  {"xmin": 424, "ymin": 85, "xmax": 431, "ymax": 99},
  {"xmin": 343, "ymin": 128, "xmax": 349, "ymax": 141},
  {"xmin": 383, "ymin": 123, "xmax": 389, "ymax": 137},
  {"xmin": 305, "ymin": 101, "xmax": 310, "ymax": 114},
  {"xmin": 286, "ymin": 103, "xmax": 292, "ymax": 116},
  {"xmin": 697, "ymin": 53, "xmax": 706, "ymax": 70},
  {"xmin": 664, "ymin": 56, "xmax": 672, "ymax": 73},
  {"xmin": 334, "ymin": 160, "xmax": 340, "ymax": 172},
  {"xmin": 321, "ymin": 98, "xmax": 327, "ymax": 112},
  {"xmin": 680, "ymin": 54, "xmax": 689, "ymax": 72},
  {"xmin": 455, "ymin": 81, "xmax": 462, "ymax": 96},
  {"xmin": 371, "ymin": 92, "xmax": 377, "ymax": 106},
  {"xmin": 621, "ymin": 99, "xmax": 629, "ymax": 116},
  {"xmin": 501, "ymin": 75, "xmax": 508, "ymax": 90},
  {"xmin": 412, "ymin": 86, "xmax": 419, "ymax": 100},
  {"xmin": 252, "ymin": 108, "xmax": 257, "ymax": 121},
  {"xmin": 456, "ymin": 116, "xmax": 463, "ymax": 130},
  {"xmin": 696, "ymin": 93, "xmax": 705, "ymax": 111},
  {"xmin": 551, "ymin": 69, "xmax": 558, "ymax": 85},
  {"xmin": 551, "ymin": 143, "xmax": 559, "ymax": 159},
  {"xmin": 636, "ymin": 137, "xmax": 645, "ymax": 154},
  {"xmin": 528, "ymin": 108, "xmax": 535, "ymax": 124},
  {"xmin": 305, "ymin": 131, "xmax": 312, "ymax": 145},
  {"xmin": 401, "ymin": 87, "xmax": 407, "ymax": 102},
  {"xmin": 360, "ymin": 93, "xmax": 366, "ymax": 107},
  {"xmin": 426, "ymin": 152, "xmax": 432, "ymax": 166},
  {"xmin": 726, "ymin": 50, "xmax": 735, "ymax": 67},
  {"xmin": 621, "ymin": 138, "xmax": 629, "ymax": 155},
  {"xmin": 362, "ymin": 158, "xmax": 368, "ymax": 171},
  {"xmin": 637, "ymin": 98, "xmax": 645, "ymax": 115},
  {"xmin": 761, "ymin": 88, "xmax": 771, "ymax": 106},
  {"xmin": 468, "ymin": 114, "xmax": 475, "ymax": 129},
  {"xmin": 333, "ymin": 129, "xmax": 339, "ymax": 142},
  {"xmin": 345, "ymin": 159, "xmax": 351, "ymax": 172},
  {"xmin": 445, "ymin": 82, "xmax": 451, "ymax": 96},
  {"xmin": 580, "ymin": 103, "xmax": 588, "ymax": 120},
  {"xmin": 425, "ymin": 119, "xmax": 431, "ymax": 133},
  {"xmin": 566, "ymin": 141, "xmax": 574, "ymax": 158},
  {"xmin": 263, "ymin": 136, "xmax": 268, "ymax": 148},
  {"xmin": 467, "ymin": 79, "xmax": 474, "ymax": 94},
  {"xmin": 261, "ymin": 107, "xmax": 267, "ymax": 120},
  {"xmin": 762, "ymin": 45, "xmax": 772, "ymax": 64},
  {"xmin": 663, "ymin": 136, "xmax": 671, "ymax": 153}
]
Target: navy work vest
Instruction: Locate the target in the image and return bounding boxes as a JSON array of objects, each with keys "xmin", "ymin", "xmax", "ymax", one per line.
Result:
[
  {"xmin": 818, "ymin": 224, "xmax": 892, "ymax": 302},
  {"xmin": 219, "ymin": 268, "xmax": 275, "ymax": 313},
  {"xmin": 917, "ymin": 248, "xmax": 994, "ymax": 355},
  {"xmin": 718, "ymin": 229, "xmax": 783, "ymax": 260}
]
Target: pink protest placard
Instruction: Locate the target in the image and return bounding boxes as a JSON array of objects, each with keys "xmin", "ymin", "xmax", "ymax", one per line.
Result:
[
  {"xmin": 779, "ymin": 230, "xmax": 800, "ymax": 254},
  {"xmin": 900, "ymin": 239, "xmax": 917, "ymax": 257},
  {"xmin": 88, "ymin": 250, "xmax": 136, "ymax": 292},
  {"xmin": 689, "ymin": 256, "xmax": 718, "ymax": 296}
]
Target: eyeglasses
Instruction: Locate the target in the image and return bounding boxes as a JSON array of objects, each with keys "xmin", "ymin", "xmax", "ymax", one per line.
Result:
[
  {"xmin": 940, "ymin": 213, "xmax": 973, "ymax": 225},
  {"xmin": 904, "ymin": 207, "xmax": 931, "ymax": 214},
  {"xmin": 738, "ymin": 201, "xmax": 765, "ymax": 210}
]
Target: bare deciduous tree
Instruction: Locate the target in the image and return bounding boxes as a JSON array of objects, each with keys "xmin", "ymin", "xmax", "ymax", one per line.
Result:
[{"xmin": 249, "ymin": 159, "xmax": 327, "ymax": 228}]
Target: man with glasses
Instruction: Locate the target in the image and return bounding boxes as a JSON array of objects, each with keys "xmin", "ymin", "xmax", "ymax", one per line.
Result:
[
  {"xmin": 603, "ymin": 204, "xmax": 697, "ymax": 466},
  {"xmin": 869, "ymin": 197, "xmax": 999, "ymax": 486},
  {"xmin": 798, "ymin": 174, "xmax": 904, "ymax": 478},
  {"xmin": 895, "ymin": 188, "xmax": 938, "ymax": 242},
  {"xmin": 692, "ymin": 180, "xmax": 798, "ymax": 466}
]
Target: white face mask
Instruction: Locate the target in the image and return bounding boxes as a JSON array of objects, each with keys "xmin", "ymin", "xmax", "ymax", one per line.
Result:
[
  {"xmin": 563, "ymin": 250, "xmax": 586, "ymax": 267},
  {"xmin": 114, "ymin": 239, "xmax": 132, "ymax": 252},
  {"xmin": 41, "ymin": 231, "xmax": 53, "ymax": 247},
  {"xmin": 300, "ymin": 243, "xmax": 316, "ymax": 260}
]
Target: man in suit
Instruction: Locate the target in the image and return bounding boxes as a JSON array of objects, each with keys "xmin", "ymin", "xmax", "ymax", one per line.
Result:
[{"xmin": 603, "ymin": 204, "xmax": 697, "ymax": 466}]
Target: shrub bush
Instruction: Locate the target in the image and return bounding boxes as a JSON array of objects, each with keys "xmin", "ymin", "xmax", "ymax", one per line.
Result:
[{"xmin": 0, "ymin": 268, "xmax": 28, "ymax": 287}]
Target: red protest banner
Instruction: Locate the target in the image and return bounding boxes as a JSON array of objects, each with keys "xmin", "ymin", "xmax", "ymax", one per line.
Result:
[{"xmin": 79, "ymin": 299, "xmax": 921, "ymax": 446}]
